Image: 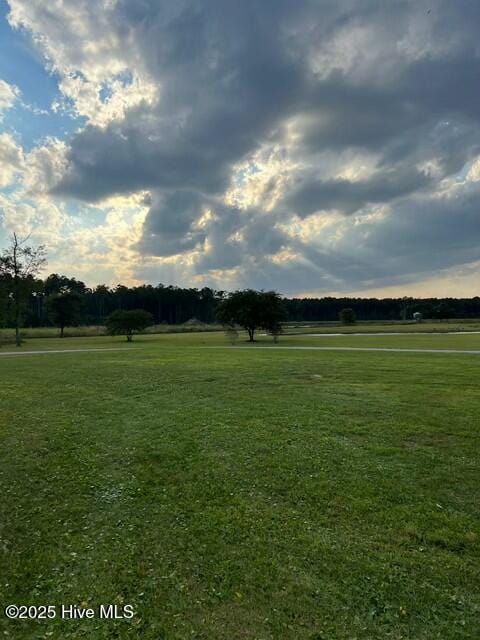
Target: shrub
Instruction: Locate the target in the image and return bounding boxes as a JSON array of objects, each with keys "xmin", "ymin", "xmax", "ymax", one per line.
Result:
[
  {"xmin": 105, "ymin": 309, "xmax": 153, "ymax": 341},
  {"xmin": 224, "ymin": 326, "xmax": 239, "ymax": 344},
  {"xmin": 339, "ymin": 308, "xmax": 356, "ymax": 325}
]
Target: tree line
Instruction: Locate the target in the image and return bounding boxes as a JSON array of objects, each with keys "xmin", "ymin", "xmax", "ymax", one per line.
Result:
[
  {"xmin": 284, "ymin": 296, "xmax": 480, "ymax": 322},
  {"xmin": 1, "ymin": 235, "xmax": 479, "ymax": 339}
]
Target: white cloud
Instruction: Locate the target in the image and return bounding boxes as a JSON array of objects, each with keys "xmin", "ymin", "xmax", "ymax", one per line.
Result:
[
  {"xmin": 225, "ymin": 143, "xmax": 298, "ymax": 212},
  {"xmin": 466, "ymin": 156, "xmax": 480, "ymax": 182},
  {"xmin": 0, "ymin": 79, "xmax": 20, "ymax": 119},
  {"xmin": 22, "ymin": 138, "xmax": 69, "ymax": 196},
  {"xmin": 53, "ymin": 70, "xmax": 158, "ymax": 127},
  {"xmin": 0, "ymin": 133, "xmax": 69, "ymax": 195},
  {"xmin": 8, "ymin": 0, "xmax": 157, "ymax": 126},
  {"xmin": 0, "ymin": 192, "xmax": 67, "ymax": 244},
  {"xmin": 0, "ymin": 184, "xmax": 150, "ymax": 286},
  {"xmin": 0, "ymin": 133, "xmax": 24, "ymax": 187}
]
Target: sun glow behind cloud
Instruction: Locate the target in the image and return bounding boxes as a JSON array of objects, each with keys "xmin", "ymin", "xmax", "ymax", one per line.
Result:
[{"xmin": 0, "ymin": 0, "xmax": 479, "ymax": 295}]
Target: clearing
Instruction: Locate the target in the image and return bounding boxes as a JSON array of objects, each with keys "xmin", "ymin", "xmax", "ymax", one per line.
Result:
[{"xmin": 0, "ymin": 331, "xmax": 478, "ymax": 639}]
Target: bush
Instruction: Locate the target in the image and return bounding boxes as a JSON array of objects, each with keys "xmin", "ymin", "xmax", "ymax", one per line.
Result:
[
  {"xmin": 224, "ymin": 326, "xmax": 239, "ymax": 345},
  {"xmin": 339, "ymin": 308, "xmax": 356, "ymax": 325},
  {"xmin": 105, "ymin": 309, "xmax": 153, "ymax": 341}
]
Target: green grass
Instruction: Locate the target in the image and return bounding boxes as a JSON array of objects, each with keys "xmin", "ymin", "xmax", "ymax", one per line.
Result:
[
  {"xmin": 2, "ymin": 318, "xmax": 480, "ymax": 342},
  {"xmin": 4, "ymin": 328, "xmax": 480, "ymax": 352},
  {"xmin": 0, "ymin": 333, "xmax": 479, "ymax": 639},
  {"xmin": 283, "ymin": 320, "xmax": 480, "ymax": 334},
  {"xmin": 0, "ymin": 323, "xmax": 223, "ymax": 341},
  {"xmin": 284, "ymin": 333, "xmax": 480, "ymax": 350}
]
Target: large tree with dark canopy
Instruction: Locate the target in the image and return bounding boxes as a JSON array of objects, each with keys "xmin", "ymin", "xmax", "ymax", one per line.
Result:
[
  {"xmin": 44, "ymin": 273, "xmax": 87, "ymax": 297},
  {"xmin": 105, "ymin": 309, "xmax": 153, "ymax": 342},
  {"xmin": 47, "ymin": 291, "xmax": 83, "ymax": 337},
  {"xmin": 216, "ymin": 289, "xmax": 287, "ymax": 342}
]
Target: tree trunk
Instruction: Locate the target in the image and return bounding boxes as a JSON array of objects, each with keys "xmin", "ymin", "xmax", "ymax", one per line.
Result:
[
  {"xmin": 60, "ymin": 325, "xmax": 64, "ymax": 338},
  {"xmin": 248, "ymin": 328, "xmax": 255, "ymax": 342},
  {"xmin": 127, "ymin": 333, "xmax": 132, "ymax": 342},
  {"xmin": 13, "ymin": 234, "xmax": 21, "ymax": 347}
]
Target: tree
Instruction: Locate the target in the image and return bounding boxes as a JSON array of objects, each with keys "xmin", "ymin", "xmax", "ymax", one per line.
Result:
[
  {"xmin": 0, "ymin": 234, "xmax": 46, "ymax": 346},
  {"xmin": 105, "ymin": 309, "xmax": 153, "ymax": 341},
  {"xmin": 339, "ymin": 308, "xmax": 356, "ymax": 324},
  {"xmin": 44, "ymin": 273, "xmax": 87, "ymax": 296},
  {"xmin": 400, "ymin": 296, "xmax": 413, "ymax": 321},
  {"xmin": 224, "ymin": 325, "xmax": 239, "ymax": 345},
  {"xmin": 432, "ymin": 302, "xmax": 454, "ymax": 320},
  {"xmin": 268, "ymin": 327, "xmax": 282, "ymax": 343},
  {"xmin": 47, "ymin": 292, "xmax": 82, "ymax": 337},
  {"xmin": 216, "ymin": 289, "xmax": 286, "ymax": 342},
  {"xmin": 92, "ymin": 284, "xmax": 111, "ymax": 320}
]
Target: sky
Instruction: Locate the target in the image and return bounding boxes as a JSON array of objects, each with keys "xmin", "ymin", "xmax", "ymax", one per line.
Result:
[{"xmin": 0, "ymin": 0, "xmax": 479, "ymax": 297}]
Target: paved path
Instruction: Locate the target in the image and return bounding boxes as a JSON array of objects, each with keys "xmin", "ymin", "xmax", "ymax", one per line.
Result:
[
  {"xmin": 290, "ymin": 331, "xmax": 480, "ymax": 337},
  {"xmin": 0, "ymin": 347, "xmax": 130, "ymax": 357},
  {"xmin": 205, "ymin": 346, "xmax": 480, "ymax": 355},
  {"xmin": 2, "ymin": 345, "xmax": 479, "ymax": 358}
]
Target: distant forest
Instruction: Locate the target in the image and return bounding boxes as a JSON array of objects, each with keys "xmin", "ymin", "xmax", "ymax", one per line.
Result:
[{"xmin": 1, "ymin": 273, "xmax": 479, "ymax": 327}]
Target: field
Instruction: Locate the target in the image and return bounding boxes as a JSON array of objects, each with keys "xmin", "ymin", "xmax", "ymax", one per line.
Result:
[
  {"xmin": 0, "ymin": 330, "xmax": 479, "ymax": 639},
  {"xmin": 282, "ymin": 320, "xmax": 480, "ymax": 334},
  {"xmin": 2, "ymin": 318, "xmax": 480, "ymax": 341},
  {"xmin": 0, "ymin": 323, "xmax": 224, "ymax": 341}
]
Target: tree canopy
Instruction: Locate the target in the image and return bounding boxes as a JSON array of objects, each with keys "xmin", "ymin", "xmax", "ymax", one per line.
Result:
[
  {"xmin": 216, "ymin": 289, "xmax": 287, "ymax": 342},
  {"xmin": 105, "ymin": 309, "xmax": 153, "ymax": 341},
  {"xmin": 47, "ymin": 291, "xmax": 82, "ymax": 337},
  {"xmin": 339, "ymin": 308, "xmax": 356, "ymax": 325}
]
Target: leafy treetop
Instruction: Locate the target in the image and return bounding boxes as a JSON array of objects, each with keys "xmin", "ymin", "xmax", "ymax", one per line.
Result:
[
  {"xmin": 105, "ymin": 309, "xmax": 153, "ymax": 341},
  {"xmin": 216, "ymin": 289, "xmax": 286, "ymax": 342}
]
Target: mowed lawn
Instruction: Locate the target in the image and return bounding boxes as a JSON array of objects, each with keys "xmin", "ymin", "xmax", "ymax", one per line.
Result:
[{"xmin": 0, "ymin": 334, "xmax": 479, "ymax": 639}]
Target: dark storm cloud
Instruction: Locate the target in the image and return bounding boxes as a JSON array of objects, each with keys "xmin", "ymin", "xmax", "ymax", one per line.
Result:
[
  {"xmin": 195, "ymin": 208, "xmax": 289, "ymax": 272},
  {"xmin": 138, "ymin": 191, "xmax": 290, "ymax": 271},
  {"xmin": 140, "ymin": 189, "xmax": 207, "ymax": 256},
  {"xmin": 55, "ymin": 0, "xmax": 308, "ymax": 202},
  {"xmin": 48, "ymin": 0, "xmax": 480, "ymax": 291},
  {"xmin": 365, "ymin": 186, "xmax": 480, "ymax": 271},
  {"xmin": 226, "ymin": 183, "xmax": 480, "ymax": 295},
  {"xmin": 138, "ymin": 191, "xmax": 262, "ymax": 267},
  {"xmin": 283, "ymin": 166, "xmax": 431, "ymax": 217}
]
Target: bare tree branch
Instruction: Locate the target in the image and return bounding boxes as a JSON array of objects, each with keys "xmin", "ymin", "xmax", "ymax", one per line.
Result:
[{"xmin": 0, "ymin": 233, "xmax": 47, "ymax": 346}]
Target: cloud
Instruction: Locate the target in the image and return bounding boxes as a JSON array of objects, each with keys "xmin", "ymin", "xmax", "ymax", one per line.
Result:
[
  {"xmin": 0, "ymin": 131, "xmax": 68, "ymax": 194},
  {"xmin": 7, "ymin": 0, "xmax": 156, "ymax": 126},
  {"xmin": 0, "ymin": 133, "xmax": 24, "ymax": 187},
  {"xmin": 140, "ymin": 190, "xmax": 208, "ymax": 256},
  {"xmin": 0, "ymin": 79, "xmax": 20, "ymax": 119},
  {"xmin": 263, "ymin": 182, "xmax": 480, "ymax": 294},
  {"xmin": 4, "ymin": 0, "xmax": 480, "ymax": 294},
  {"xmin": 0, "ymin": 191, "xmax": 67, "ymax": 244},
  {"xmin": 282, "ymin": 165, "xmax": 432, "ymax": 217},
  {"xmin": 0, "ymin": 186, "xmax": 149, "ymax": 287},
  {"xmin": 22, "ymin": 138, "xmax": 69, "ymax": 196},
  {"xmin": 46, "ymin": 0, "xmax": 307, "ymax": 202}
]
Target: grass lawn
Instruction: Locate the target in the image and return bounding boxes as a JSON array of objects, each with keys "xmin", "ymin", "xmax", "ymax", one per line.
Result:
[
  {"xmin": 3, "ymin": 327, "xmax": 480, "ymax": 352},
  {"xmin": 282, "ymin": 320, "xmax": 480, "ymax": 334},
  {"xmin": 282, "ymin": 332, "xmax": 480, "ymax": 351},
  {"xmin": 2, "ymin": 318, "xmax": 480, "ymax": 342},
  {"xmin": 0, "ymin": 333, "xmax": 479, "ymax": 639}
]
